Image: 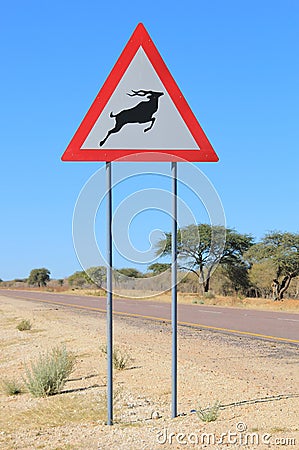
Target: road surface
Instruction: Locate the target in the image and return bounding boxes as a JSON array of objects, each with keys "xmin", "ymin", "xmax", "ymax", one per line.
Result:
[{"xmin": 1, "ymin": 289, "xmax": 298, "ymax": 343}]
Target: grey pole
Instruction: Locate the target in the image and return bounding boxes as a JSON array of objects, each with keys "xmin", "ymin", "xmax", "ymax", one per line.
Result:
[
  {"xmin": 106, "ymin": 161, "xmax": 113, "ymax": 425},
  {"xmin": 171, "ymin": 161, "xmax": 178, "ymax": 418}
]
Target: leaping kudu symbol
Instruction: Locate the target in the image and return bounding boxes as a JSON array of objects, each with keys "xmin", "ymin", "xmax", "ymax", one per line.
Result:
[{"xmin": 99, "ymin": 89, "xmax": 164, "ymax": 147}]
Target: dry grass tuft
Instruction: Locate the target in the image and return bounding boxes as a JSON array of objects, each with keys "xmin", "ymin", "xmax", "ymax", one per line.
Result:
[
  {"xmin": 0, "ymin": 392, "xmax": 106, "ymax": 433},
  {"xmin": 1, "ymin": 378, "xmax": 23, "ymax": 396}
]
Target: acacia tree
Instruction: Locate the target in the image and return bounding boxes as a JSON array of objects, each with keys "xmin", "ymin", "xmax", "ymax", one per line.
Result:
[
  {"xmin": 248, "ymin": 260, "xmax": 276, "ymax": 298},
  {"xmin": 68, "ymin": 267, "xmax": 106, "ymax": 288},
  {"xmin": 155, "ymin": 224, "xmax": 253, "ymax": 293},
  {"xmin": 85, "ymin": 266, "xmax": 106, "ymax": 287},
  {"xmin": 68, "ymin": 271, "xmax": 87, "ymax": 288},
  {"xmin": 221, "ymin": 262, "xmax": 251, "ymax": 295},
  {"xmin": 117, "ymin": 268, "xmax": 143, "ymax": 278},
  {"xmin": 28, "ymin": 268, "xmax": 50, "ymax": 287},
  {"xmin": 246, "ymin": 231, "xmax": 299, "ymax": 301},
  {"xmin": 147, "ymin": 263, "xmax": 171, "ymax": 275}
]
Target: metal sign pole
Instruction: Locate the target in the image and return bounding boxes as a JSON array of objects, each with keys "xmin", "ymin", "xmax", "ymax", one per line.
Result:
[
  {"xmin": 171, "ymin": 161, "xmax": 178, "ymax": 418},
  {"xmin": 106, "ymin": 161, "xmax": 113, "ymax": 425}
]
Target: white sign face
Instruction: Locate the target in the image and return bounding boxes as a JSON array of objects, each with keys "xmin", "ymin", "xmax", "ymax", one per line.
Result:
[{"xmin": 81, "ymin": 48, "xmax": 198, "ymax": 151}]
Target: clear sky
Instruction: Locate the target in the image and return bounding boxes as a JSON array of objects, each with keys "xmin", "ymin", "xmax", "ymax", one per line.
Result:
[{"xmin": 1, "ymin": 0, "xmax": 298, "ymax": 280}]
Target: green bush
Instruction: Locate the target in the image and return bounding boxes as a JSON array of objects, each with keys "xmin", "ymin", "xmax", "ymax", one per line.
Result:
[
  {"xmin": 1, "ymin": 378, "xmax": 23, "ymax": 396},
  {"xmin": 196, "ymin": 400, "xmax": 221, "ymax": 422},
  {"xmin": 24, "ymin": 345, "xmax": 76, "ymax": 397},
  {"xmin": 16, "ymin": 319, "xmax": 32, "ymax": 331}
]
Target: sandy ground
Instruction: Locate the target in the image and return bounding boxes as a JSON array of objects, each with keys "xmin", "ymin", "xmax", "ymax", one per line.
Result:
[{"xmin": 0, "ymin": 294, "xmax": 298, "ymax": 450}]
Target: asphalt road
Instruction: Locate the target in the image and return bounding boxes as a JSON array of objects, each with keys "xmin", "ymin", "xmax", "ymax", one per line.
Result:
[{"xmin": 1, "ymin": 289, "xmax": 298, "ymax": 343}]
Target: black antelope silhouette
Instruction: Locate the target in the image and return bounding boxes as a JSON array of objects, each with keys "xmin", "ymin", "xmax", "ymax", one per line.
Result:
[{"xmin": 99, "ymin": 89, "xmax": 164, "ymax": 147}]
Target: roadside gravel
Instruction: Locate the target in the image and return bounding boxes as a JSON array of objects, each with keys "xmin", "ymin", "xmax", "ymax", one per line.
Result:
[{"xmin": 0, "ymin": 295, "xmax": 298, "ymax": 449}]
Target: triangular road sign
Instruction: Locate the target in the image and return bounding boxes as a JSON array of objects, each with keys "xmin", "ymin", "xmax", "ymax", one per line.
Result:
[{"xmin": 61, "ymin": 23, "xmax": 218, "ymax": 162}]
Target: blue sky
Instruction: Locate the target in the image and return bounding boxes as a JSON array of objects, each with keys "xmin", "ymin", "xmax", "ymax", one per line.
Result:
[{"xmin": 1, "ymin": 0, "xmax": 298, "ymax": 280}]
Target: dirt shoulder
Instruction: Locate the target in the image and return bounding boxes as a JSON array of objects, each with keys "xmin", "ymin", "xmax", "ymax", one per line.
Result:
[{"xmin": 0, "ymin": 295, "xmax": 298, "ymax": 449}]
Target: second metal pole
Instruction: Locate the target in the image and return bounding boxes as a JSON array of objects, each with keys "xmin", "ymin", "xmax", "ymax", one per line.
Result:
[
  {"xmin": 171, "ymin": 161, "xmax": 178, "ymax": 418},
  {"xmin": 106, "ymin": 161, "xmax": 113, "ymax": 425}
]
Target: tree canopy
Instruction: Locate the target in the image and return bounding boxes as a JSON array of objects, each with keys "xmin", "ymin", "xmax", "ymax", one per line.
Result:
[
  {"xmin": 28, "ymin": 268, "xmax": 50, "ymax": 287},
  {"xmin": 85, "ymin": 266, "xmax": 106, "ymax": 287},
  {"xmin": 67, "ymin": 271, "xmax": 86, "ymax": 287},
  {"xmin": 67, "ymin": 267, "xmax": 106, "ymax": 288},
  {"xmin": 117, "ymin": 268, "xmax": 144, "ymax": 278},
  {"xmin": 147, "ymin": 263, "xmax": 171, "ymax": 275},
  {"xmin": 155, "ymin": 224, "xmax": 253, "ymax": 292},
  {"xmin": 246, "ymin": 231, "xmax": 299, "ymax": 300}
]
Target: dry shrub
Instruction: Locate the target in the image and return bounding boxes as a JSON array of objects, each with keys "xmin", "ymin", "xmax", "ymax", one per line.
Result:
[
  {"xmin": 24, "ymin": 345, "xmax": 76, "ymax": 397},
  {"xmin": 16, "ymin": 319, "xmax": 32, "ymax": 331}
]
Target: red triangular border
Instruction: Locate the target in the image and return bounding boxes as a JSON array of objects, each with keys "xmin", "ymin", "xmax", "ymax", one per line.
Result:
[{"xmin": 61, "ymin": 23, "xmax": 218, "ymax": 162}]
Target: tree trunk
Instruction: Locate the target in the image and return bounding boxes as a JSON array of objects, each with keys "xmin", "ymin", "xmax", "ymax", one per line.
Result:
[
  {"xmin": 271, "ymin": 279, "xmax": 279, "ymax": 301},
  {"xmin": 271, "ymin": 275, "xmax": 293, "ymax": 301},
  {"xmin": 190, "ymin": 265, "xmax": 211, "ymax": 295},
  {"xmin": 198, "ymin": 265, "xmax": 206, "ymax": 295},
  {"xmin": 278, "ymin": 274, "xmax": 292, "ymax": 300},
  {"xmin": 204, "ymin": 277, "xmax": 210, "ymax": 293},
  {"xmin": 203, "ymin": 266, "xmax": 214, "ymax": 293}
]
